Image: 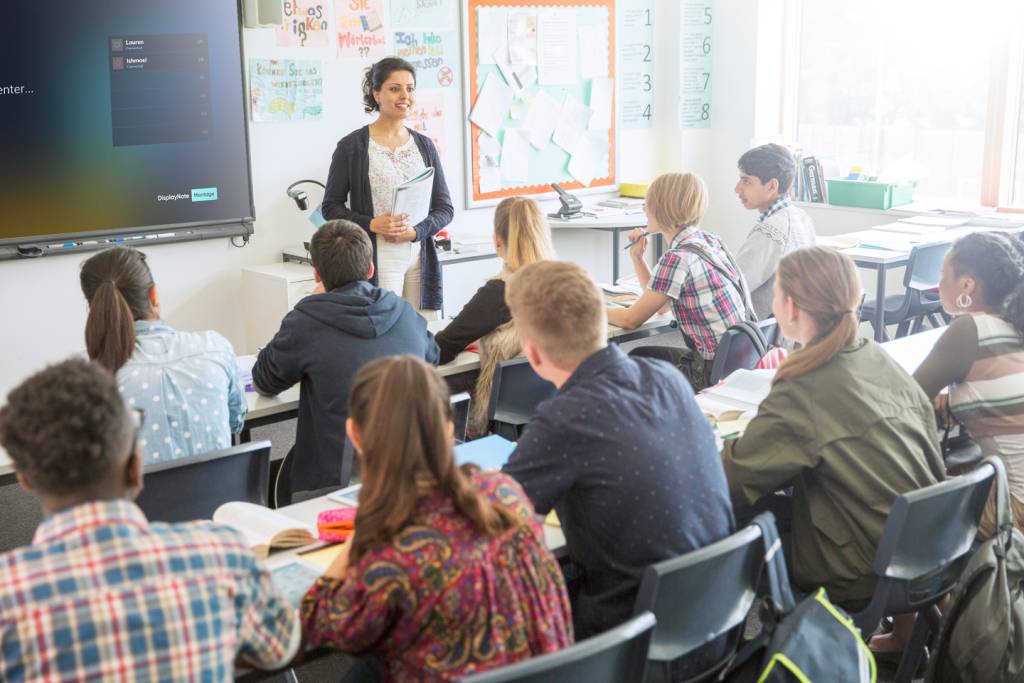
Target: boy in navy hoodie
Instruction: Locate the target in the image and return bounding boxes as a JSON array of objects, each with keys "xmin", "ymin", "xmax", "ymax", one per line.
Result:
[{"xmin": 253, "ymin": 220, "xmax": 439, "ymax": 503}]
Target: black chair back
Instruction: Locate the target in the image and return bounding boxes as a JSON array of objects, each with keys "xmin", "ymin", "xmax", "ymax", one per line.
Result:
[
  {"xmin": 903, "ymin": 240, "xmax": 952, "ymax": 292},
  {"xmin": 458, "ymin": 612, "xmax": 656, "ymax": 683},
  {"xmin": 487, "ymin": 357, "xmax": 556, "ymax": 440},
  {"xmin": 136, "ymin": 440, "xmax": 271, "ymax": 523},
  {"xmin": 634, "ymin": 517, "xmax": 767, "ymax": 678},
  {"xmin": 708, "ymin": 321, "xmax": 769, "ymax": 385}
]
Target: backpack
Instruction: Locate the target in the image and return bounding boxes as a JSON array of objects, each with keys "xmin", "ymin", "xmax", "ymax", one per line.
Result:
[
  {"xmin": 725, "ymin": 514, "xmax": 876, "ymax": 682},
  {"xmin": 927, "ymin": 457, "xmax": 1024, "ymax": 682}
]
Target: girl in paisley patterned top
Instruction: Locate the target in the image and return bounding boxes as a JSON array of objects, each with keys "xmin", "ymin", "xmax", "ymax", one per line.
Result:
[{"xmin": 301, "ymin": 355, "xmax": 573, "ymax": 682}]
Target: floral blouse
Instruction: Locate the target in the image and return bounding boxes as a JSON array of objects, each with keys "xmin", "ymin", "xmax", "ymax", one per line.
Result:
[
  {"xmin": 301, "ymin": 471, "xmax": 573, "ymax": 682},
  {"xmin": 367, "ymin": 135, "xmax": 425, "ymax": 218}
]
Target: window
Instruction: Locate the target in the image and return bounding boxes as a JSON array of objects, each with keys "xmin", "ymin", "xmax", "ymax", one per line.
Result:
[{"xmin": 787, "ymin": 0, "xmax": 1024, "ymax": 208}]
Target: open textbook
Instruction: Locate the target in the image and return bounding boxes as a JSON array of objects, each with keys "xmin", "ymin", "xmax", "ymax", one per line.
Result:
[
  {"xmin": 392, "ymin": 166, "xmax": 435, "ymax": 226},
  {"xmin": 212, "ymin": 501, "xmax": 317, "ymax": 559}
]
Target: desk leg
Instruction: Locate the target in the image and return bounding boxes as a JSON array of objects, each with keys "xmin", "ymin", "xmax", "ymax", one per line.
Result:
[
  {"xmin": 874, "ymin": 265, "xmax": 887, "ymax": 342},
  {"xmin": 612, "ymin": 230, "xmax": 620, "ymax": 283}
]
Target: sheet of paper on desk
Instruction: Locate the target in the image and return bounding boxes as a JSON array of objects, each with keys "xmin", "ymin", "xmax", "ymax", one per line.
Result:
[
  {"xmin": 470, "ymin": 74, "xmax": 514, "ymax": 138},
  {"xmin": 537, "ymin": 10, "xmax": 576, "ymax": 85},
  {"xmin": 553, "ymin": 95, "xmax": 592, "ymax": 153},
  {"xmin": 579, "ymin": 24, "xmax": 608, "ymax": 78},
  {"xmin": 299, "ymin": 544, "xmax": 344, "ymax": 572},
  {"xmin": 237, "ymin": 355, "xmax": 257, "ymax": 393},
  {"xmin": 268, "ymin": 559, "xmax": 321, "ymax": 608},
  {"xmin": 454, "ymin": 434, "xmax": 516, "ymax": 470},
  {"xmin": 327, "ymin": 483, "xmax": 362, "ymax": 506},
  {"xmin": 521, "ymin": 89, "xmax": 560, "ymax": 149},
  {"xmin": 500, "ymin": 129, "xmax": 530, "ymax": 182},
  {"xmin": 874, "ymin": 221, "xmax": 951, "ymax": 235},
  {"xmin": 702, "ymin": 369, "xmax": 775, "ymax": 409},
  {"xmin": 588, "ymin": 76, "xmax": 613, "ymax": 130},
  {"xmin": 897, "ymin": 215, "xmax": 968, "ymax": 228}
]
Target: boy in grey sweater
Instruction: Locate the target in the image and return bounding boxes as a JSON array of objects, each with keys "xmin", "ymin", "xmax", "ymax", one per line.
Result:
[{"xmin": 734, "ymin": 144, "xmax": 817, "ymax": 320}]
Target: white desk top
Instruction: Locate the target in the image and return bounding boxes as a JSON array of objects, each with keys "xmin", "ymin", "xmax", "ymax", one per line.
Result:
[
  {"xmin": 823, "ymin": 223, "xmax": 1024, "ymax": 266},
  {"xmin": 547, "ymin": 213, "xmax": 647, "ymax": 230}
]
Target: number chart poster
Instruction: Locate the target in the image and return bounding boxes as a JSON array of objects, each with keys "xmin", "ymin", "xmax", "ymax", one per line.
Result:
[
  {"xmin": 679, "ymin": 0, "xmax": 713, "ymax": 128},
  {"xmin": 249, "ymin": 59, "xmax": 325, "ymax": 122},
  {"xmin": 394, "ymin": 30, "xmax": 459, "ymax": 89},
  {"xmin": 618, "ymin": 0, "xmax": 653, "ymax": 129},
  {"xmin": 277, "ymin": 1, "xmax": 330, "ymax": 48},
  {"xmin": 335, "ymin": 0, "xmax": 388, "ymax": 59}
]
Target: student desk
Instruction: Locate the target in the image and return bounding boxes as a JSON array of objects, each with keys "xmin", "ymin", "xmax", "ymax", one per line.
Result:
[
  {"xmin": 820, "ymin": 222, "xmax": 1024, "ymax": 342},
  {"xmin": 547, "ymin": 213, "xmax": 661, "ymax": 283},
  {"xmin": 239, "ymin": 313, "xmax": 677, "ymax": 441}
]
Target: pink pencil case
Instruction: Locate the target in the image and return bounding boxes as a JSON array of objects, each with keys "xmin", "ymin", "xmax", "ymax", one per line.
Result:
[{"xmin": 317, "ymin": 507, "xmax": 357, "ymax": 543}]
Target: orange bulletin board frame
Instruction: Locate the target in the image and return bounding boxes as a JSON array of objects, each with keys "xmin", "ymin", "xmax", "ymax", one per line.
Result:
[{"xmin": 462, "ymin": 0, "xmax": 616, "ymax": 206}]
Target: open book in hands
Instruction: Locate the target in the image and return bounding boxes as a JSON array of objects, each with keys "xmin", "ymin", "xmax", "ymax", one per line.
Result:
[
  {"xmin": 391, "ymin": 166, "xmax": 435, "ymax": 226},
  {"xmin": 212, "ymin": 501, "xmax": 317, "ymax": 560}
]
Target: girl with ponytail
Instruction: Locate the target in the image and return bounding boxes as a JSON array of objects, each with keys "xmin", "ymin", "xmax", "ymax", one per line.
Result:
[
  {"xmin": 300, "ymin": 356, "xmax": 572, "ymax": 681},
  {"xmin": 722, "ymin": 247, "xmax": 945, "ymax": 607},
  {"xmin": 913, "ymin": 231, "xmax": 1024, "ymax": 536},
  {"xmin": 435, "ymin": 196, "xmax": 555, "ymax": 433},
  {"xmin": 79, "ymin": 247, "xmax": 246, "ymax": 463}
]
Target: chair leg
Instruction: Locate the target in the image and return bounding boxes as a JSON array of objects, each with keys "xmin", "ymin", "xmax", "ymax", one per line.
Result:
[
  {"xmin": 911, "ymin": 317, "xmax": 925, "ymax": 335},
  {"xmin": 927, "ymin": 313, "xmax": 942, "ymax": 328},
  {"xmin": 893, "ymin": 610, "xmax": 931, "ymax": 683},
  {"xmin": 895, "ymin": 320, "xmax": 910, "ymax": 339},
  {"xmin": 284, "ymin": 668, "xmax": 300, "ymax": 683}
]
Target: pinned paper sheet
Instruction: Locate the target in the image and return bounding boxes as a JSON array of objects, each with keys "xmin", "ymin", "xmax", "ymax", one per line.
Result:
[
  {"xmin": 569, "ymin": 135, "xmax": 597, "ymax": 187},
  {"xmin": 495, "ymin": 44, "xmax": 537, "ymax": 97},
  {"xmin": 478, "ymin": 8, "xmax": 509, "ymax": 65},
  {"xmin": 479, "ymin": 132, "xmax": 501, "ymax": 166},
  {"xmin": 470, "ymin": 74, "xmax": 514, "ymax": 138},
  {"xmin": 480, "ymin": 165, "xmax": 503, "ymax": 193},
  {"xmin": 507, "ymin": 11, "xmax": 538, "ymax": 66},
  {"xmin": 537, "ymin": 10, "xmax": 577, "ymax": 85},
  {"xmin": 553, "ymin": 95, "xmax": 592, "ymax": 153},
  {"xmin": 500, "ymin": 129, "xmax": 530, "ymax": 182},
  {"xmin": 522, "ymin": 89, "xmax": 560, "ymax": 149},
  {"xmin": 578, "ymin": 23, "xmax": 608, "ymax": 78},
  {"xmin": 588, "ymin": 76, "xmax": 613, "ymax": 130}
]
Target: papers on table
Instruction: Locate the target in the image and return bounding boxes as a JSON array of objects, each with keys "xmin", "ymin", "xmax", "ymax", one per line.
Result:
[
  {"xmin": 500, "ymin": 129, "xmax": 530, "ymax": 182},
  {"xmin": 588, "ymin": 77, "xmax": 613, "ymax": 130},
  {"xmin": 537, "ymin": 10, "xmax": 577, "ymax": 85},
  {"xmin": 237, "ymin": 354, "xmax": 257, "ymax": 393},
  {"xmin": 267, "ymin": 558, "xmax": 321, "ymax": 608},
  {"xmin": 699, "ymin": 368, "xmax": 776, "ymax": 416},
  {"xmin": 327, "ymin": 483, "xmax": 362, "ymax": 506},
  {"xmin": 470, "ymin": 73, "xmax": 514, "ymax": 138},
  {"xmin": 391, "ymin": 166, "xmax": 435, "ymax": 226},
  {"xmin": 874, "ymin": 221, "xmax": 952, "ymax": 236},
  {"xmin": 454, "ymin": 434, "xmax": 517, "ymax": 470},
  {"xmin": 897, "ymin": 215, "xmax": 968, "ymax": 228},
  {"xmin": 521, "ymin": 89, "xmax": 560, "ymax": 149}
]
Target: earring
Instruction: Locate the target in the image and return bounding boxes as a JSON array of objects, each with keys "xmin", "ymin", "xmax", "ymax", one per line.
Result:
[{"xmin": 956, "ymin": 292, "xmax": 973, "ymax": 310}]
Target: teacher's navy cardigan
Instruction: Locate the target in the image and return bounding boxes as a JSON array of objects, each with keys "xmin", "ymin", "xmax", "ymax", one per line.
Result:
[{"xmin": 322, "ymin": 126, "xmax": 454, "ymax": 311}]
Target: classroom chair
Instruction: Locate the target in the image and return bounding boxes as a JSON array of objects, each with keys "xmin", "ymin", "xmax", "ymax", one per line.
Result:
[
  {"xmin": 632, "ymin": 513, "xmax": 773, "ymax": 682},
  {"xmin": 136, "ymin": 440, "xmax": 271, "ymax": 523},
  {"xmin": 708, "ymin": 320, "xmax": 774, "ymax": 385},
  {"xmin": 487, "ymin": 357, "xmax": 556, "ymax": 441},
  {"xmin": 848, "ymin": 457, "xmax": 996, "ymax": 683},
  {"xmin": 272, "ymin": 437, "xmax": 356, "ymax": 508},
  {"xmin": 860, "ymin": 241, "xmax": 951, "ymax": 341},
  {"xmin": 458, "ymin": 612, "xmax": 656, "ymax": 683}
]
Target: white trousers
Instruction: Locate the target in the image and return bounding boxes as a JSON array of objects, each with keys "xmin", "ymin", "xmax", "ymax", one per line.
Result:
[{"xmin": 377, "ymin": 239, "xmax": 440, "ymax": 320}]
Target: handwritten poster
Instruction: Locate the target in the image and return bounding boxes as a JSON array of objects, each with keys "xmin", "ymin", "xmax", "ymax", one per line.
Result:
[
  {"xmin": 618, "ymin": 0, "xmax": 653, "ymax": 129},
  {"xmin": 335, "ymin": 0, "xmax": 388, "ymax": 60},
  {"xmin": 391, "ymin": 0, "xmax": 455, "ymax": 28},
  {"xmin": 249, "ymin": 59, "xmax": 324, "ymax": 123},
  {"xmin": 393, "ymin": 30, "xmax": 458, "ymax": 89},
  {"xmin": 276, "ymin": 1, "xmax": 330, "ymax": 48},
  {"xmin": 408, "ymin": 90, "xmax": 447, "ymax": 163},
  {"xmin": 679, "ymin": 0, "xmax": 714, "ymax": 128}
]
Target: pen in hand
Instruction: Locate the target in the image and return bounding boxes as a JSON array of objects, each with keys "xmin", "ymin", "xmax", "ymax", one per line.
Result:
[{"xmin": 623, "ymin": 231, "xmax": 651, "ymax": 250}]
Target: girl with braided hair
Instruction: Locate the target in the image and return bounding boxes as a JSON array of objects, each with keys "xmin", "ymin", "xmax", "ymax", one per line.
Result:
[{"xmin": 914, "ymin": 231, "xmax": 1024, "ymax": 536}]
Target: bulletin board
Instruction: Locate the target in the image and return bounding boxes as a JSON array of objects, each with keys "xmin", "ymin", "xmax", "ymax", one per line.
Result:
[{"xmin": 462, "ymin": 0, "xmax": 617, "ymax": 207}]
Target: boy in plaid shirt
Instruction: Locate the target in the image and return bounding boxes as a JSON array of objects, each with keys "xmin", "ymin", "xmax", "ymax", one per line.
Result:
[
  {"xmin": 0, "ymin": 359, "xmax": 301, "ymax": 682},
  {"xmin": 608, "ymin": 172, "xmax": 754, "ymax": 390}
]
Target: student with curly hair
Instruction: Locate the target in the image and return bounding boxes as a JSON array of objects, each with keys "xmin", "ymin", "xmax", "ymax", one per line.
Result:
[{"xmin": 321, "ymin": 57, "xmax": 454, "ymax": 316}]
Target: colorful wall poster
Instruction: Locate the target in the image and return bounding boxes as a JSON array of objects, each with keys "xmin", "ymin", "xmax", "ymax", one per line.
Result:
[
  {"xmin": 335, "ymin": 0, "xmax": 388, "ymax": 59},
  {"xmin": 393, "ymin": 30, "xmax": 458, "ymax": 89},
  {"xmin": 390, "ymin": 0, "xmax": 455, "ymax": 28},
  {"xmin": 408, "ymin": 90, "xmax": 447, "ymax": 164},
  {"xmin": 276, "ymin": 1, "xmax": 330, "ymax": 48},
  {"xmin": 249, "ymin": 59, "xmax": 324, "ymax": 122}
]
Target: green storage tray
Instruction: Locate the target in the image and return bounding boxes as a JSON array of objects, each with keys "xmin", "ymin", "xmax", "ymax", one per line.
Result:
[{"xmin": 825, "ymin": 179, "xmax": 917, "ymax": 210}]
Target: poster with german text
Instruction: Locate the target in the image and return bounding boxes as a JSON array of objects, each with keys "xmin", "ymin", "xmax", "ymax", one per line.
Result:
[
  {"xmin": 249, "ymin": 59, "xmax": 324, "ymax": 122},
  {"xmin": 393, "ymin": 30, "xmax": 458, "ymax": 89},
  {"xmin": 335, "ymin": 0, "xmax": 388, "ymax": 59},
  {"xmin": 277, "ymin": 1, "xmax": 330, "ymax": 48}
]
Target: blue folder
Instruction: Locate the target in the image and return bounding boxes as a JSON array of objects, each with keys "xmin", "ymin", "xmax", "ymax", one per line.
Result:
[{"xmin": 454, "ymin": 435, "xmax": 517, "ymax": 471}]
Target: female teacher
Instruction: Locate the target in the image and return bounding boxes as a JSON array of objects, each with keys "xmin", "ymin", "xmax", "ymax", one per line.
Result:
[{"xmin": 322, "ymin": 57, "xmax": 454, "ymax": 316}]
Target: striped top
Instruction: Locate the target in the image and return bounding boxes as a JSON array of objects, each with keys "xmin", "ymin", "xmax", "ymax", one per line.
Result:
[{"xmin": 916, "ymin": 312, "xmax": 1024, "ymax": 499}]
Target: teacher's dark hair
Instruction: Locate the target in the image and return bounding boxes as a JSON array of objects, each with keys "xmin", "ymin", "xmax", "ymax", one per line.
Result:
[
  {"xmin": 362, "ymin": 57, "xmax": 416, "ymax": 114},
  {"xmin": 80, "ymin": 247, "xmax": 155, "ymax": 373}
]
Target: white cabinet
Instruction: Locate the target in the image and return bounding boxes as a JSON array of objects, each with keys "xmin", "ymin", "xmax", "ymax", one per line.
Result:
[{"xmin": 241, "ymin": 262, "xmax": 316, "ymax": 353}]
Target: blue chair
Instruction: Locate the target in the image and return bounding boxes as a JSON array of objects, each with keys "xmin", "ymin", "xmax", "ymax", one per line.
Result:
[
  {"xmin": 136, "ymin": 440, "xmax": 271, "ymax": 523},
  {"xmin": 458, "ymin": 612, "xmax": 656, "ymax": 683},
  {"xmin": 487, "ymin": 357, "xmax": 556, "ymax": 441},
  {"xmin": 861, "ymin": 241, "xmax": 951, "ymax": 340},
  {"xmin": 633, "ymin": 516, "xmax": 770, "ymax": 682},
  {"xmin": 849, "ymin": 458, "xmax": 996, "ymax": 683}
]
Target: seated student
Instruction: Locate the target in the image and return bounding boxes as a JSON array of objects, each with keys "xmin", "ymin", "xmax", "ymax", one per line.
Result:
[
  {"xmin": 253, "ymin": 219, "xmax": 439, "ymax": 504},
  {"xmin": 435, "ymin": 196, "xmax": 555, "ymax": 433},
  {"xmin": 607, "ymin": 172, "xmax": 754, "ymax": 391},
  {"xmin": 0, "ymin": 358, "xmax": 300, "ymax": 681},
  {"xmin": 913, "ymin": 232, "xmax": 1024, "ymax": 536},
  {"xmin": 301, "ymin": 356, "xmax": 572, "ymax": 682},
  {"xmin": 80, "ymin": 246, "xmax": 246, "ymax": 463},
  {"xmin": 733, "ymin": 143, "xmax": 816, "ymax": 320},
  {"xmin": 501, "ymin": 261, "xmax": 734, "ymax": 673},
  {"xmin": 721, "ymin": 247, "xmax": 944, "ymax": 607}
]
